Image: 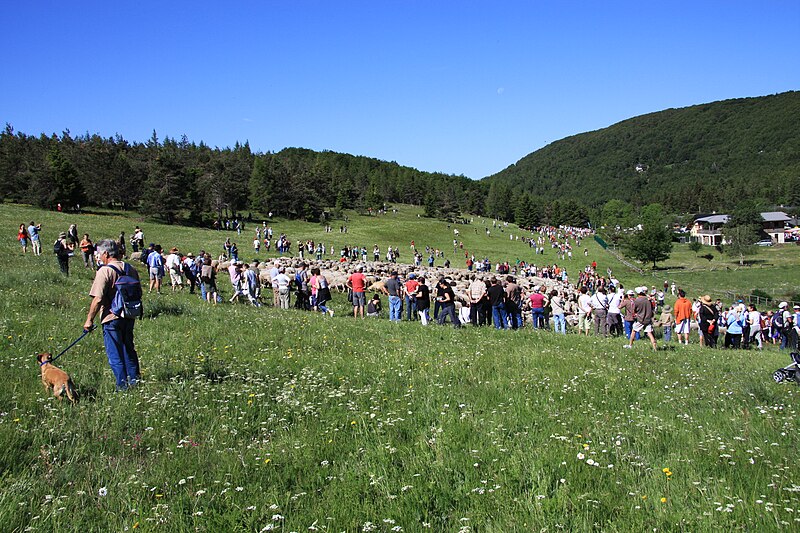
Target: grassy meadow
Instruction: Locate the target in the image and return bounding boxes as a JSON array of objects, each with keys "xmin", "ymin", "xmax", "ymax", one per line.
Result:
[{"xmin": 1, "ymin": 203, "xmax": 799, "ymax": 531}]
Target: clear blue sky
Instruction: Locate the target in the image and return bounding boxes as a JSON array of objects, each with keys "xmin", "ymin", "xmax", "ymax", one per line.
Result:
[{"xmin": 2, "ymin": 1, "xmax": 798, "ymax": 179}]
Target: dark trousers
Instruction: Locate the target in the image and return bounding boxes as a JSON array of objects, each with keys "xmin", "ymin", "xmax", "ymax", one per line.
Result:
[{"xmin": 437, "ymin": 303, "xmax": 460, "ymax": 327}]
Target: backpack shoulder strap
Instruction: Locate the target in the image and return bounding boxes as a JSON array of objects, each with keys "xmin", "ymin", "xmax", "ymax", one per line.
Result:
[{"xmin": 103, "ymin": 264, "xmax": 123, "ymax": 276}]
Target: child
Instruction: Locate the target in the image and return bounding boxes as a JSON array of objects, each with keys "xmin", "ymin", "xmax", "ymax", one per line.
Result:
[{"xmin": 658, "ymin": 304, "xmax": 674, "ymax": 342}]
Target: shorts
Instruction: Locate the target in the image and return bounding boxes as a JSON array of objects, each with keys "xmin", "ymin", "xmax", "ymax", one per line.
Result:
[
  {"xmin": 149, "ymin": 267, "xmax": 164, "ymax": 280},
  {"xmin": 676, "ymin": 319, "xmax": 691, "ymax": 334},
  {"xmin": 632, "ymin": 321, "xmax": 653, "ymax": 334},
  {"xmin": 169, "ymin": 271, "xmax": 183, "ymax": 285},
  {"xmin": 352, "ymin": 291, "xmax": 366, "ymax": 307},
  {"xmin": 577, "ymin": 312, "xmax": 591, "ymax": 331}
]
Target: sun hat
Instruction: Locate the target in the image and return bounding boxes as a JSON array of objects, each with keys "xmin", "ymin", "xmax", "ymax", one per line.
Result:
[
  {"xmin": 701, "ymin": 295, "xmax": 713, "ymax": 305},
  {"xmin": 170, "ymin": 247, "xmax": 179, "ymax": 253},
  {"xmin": 626, "ymin": 290, "xmax": 635, "ymax": 296},
  {"xmin": 779, "ymin": 302, "xmax": 788, "ymax": 309}
]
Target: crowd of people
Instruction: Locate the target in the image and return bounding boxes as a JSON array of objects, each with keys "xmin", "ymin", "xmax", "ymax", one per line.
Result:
[{"xmin": 17, "ymin": 218, "xmax": 800, "ymax": 354}]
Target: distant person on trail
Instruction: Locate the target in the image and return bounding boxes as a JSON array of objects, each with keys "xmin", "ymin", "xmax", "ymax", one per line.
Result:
[
  {"xmin": 673, "ymin": 289, "xmax": 693, "ymax": 345},
  {"xmin": 624, "ymin": 286, "xmax": 657, "ymax": 350}
]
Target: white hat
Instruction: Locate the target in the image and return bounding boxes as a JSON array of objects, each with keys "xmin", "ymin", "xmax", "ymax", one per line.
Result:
[{"xmin": 779, "ymin": 302, "xmax": 788, "ymax": 309}]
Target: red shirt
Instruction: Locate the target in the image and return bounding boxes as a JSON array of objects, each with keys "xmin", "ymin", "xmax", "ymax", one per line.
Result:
[
  {"xmin": 404, "ymin": 280, "xmax": 419, "ymax": 295},
  {"xmin": 529, "ymin": 293, "xmax": 545, "ymax": 308},
  {"xmin": 348, "ymin": 272, "xmax": 366, "ymax": 292}
]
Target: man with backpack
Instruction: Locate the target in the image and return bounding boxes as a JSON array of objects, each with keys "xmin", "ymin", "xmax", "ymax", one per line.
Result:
[{"xmin": 83, "ymin": 239, "xmax": 142, "ymax": 391}]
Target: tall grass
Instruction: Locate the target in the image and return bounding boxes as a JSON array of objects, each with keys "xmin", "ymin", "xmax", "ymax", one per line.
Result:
[{"xmin": 1, "ymin": 204, "xmax": 798, "ymax": 531}]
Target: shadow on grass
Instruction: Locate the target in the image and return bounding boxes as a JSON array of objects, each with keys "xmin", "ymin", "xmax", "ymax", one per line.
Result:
[
  {"xmin": 155, "ymin": 359, "xmax": 230, "ymax": 384},
  {"xmin": 144, "ymin": 301, "xmax": 189, "ymax": 319}
]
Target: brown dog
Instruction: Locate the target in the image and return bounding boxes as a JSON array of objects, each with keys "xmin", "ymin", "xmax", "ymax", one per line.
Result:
[{"xmin": 37, "ymin": 353, "xmax": 78, "ymax": 403}]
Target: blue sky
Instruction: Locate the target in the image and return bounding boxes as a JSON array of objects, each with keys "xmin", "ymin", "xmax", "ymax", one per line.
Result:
[{"xmin": 2, "ymin": 1, "xmax": 798, "ymax": 178}]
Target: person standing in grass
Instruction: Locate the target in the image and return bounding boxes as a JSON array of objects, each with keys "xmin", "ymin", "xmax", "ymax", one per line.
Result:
[
  {"xmin": 79, "ymin": 233, "xmax": 96, "ymax": 269},
  {"xmin": 673, "ymin": 289, "xmax": 693, "ymax": 345},
  {"xmin": 590, "ymin": 286, "xmax": 609, "ymax": 337},
  {"xmin": 468, "ymin": 275, "xmax": 488, "ymax": 327},
  {"xmin": 347, "ymin": 266, "xmax": 367, "ymax": 318},
  {"xmin": 28, "ymin": 221, "xmax": 42, "ymax": 255},
  {"xmin": 698, "ymin": 295, "xmax": 718, "ymax": 348},
  {"xmin": 384, "ymin": 271, "xmax": 403, "ymax": 322},
  {"xmin": 415, "ymin": 276, "xmax": 431, "ymax": 325},
  {"xmin": 658, "ymin": 304, "xmax": 674, "ymax": 342},
  {"xmin": 504, "ymin": 276, "xmax": 522, "ymax": 329},
  {"xmin": 146, "ymin": 245, "xmax": 164, "ymax": 294},
  {"xmin": 577, "ymin": 286, "xmax": 592, "ymax": 336},
  {"xmin": 487, "ymin": 277, "xmax": 508, "ymax": 330},
  {"xmin": 53, "ymin": 231, "xmax": 74, "ymax": 275},
  {"xmin": 18, "ymin": 223, "xmax": 29, "ymax": 253},
  {"xmin": 200, "ymin": 257, "xmax": 217, "ymax": 304},
  {"xmin": 747, "ymin": 304, "xmax": 763, "ymax": 349},
  {"xmin": 436, "ymin": 278, "xmax": 460, "ymax": 328},
  {"xmin": 84, "ymin": 239, "xmax": 140, "ymax": 391},
  {"xmin": 550, "ymin": 289, "xmax": 567, "ymax": 334},
  {"xmin": 624, "ymin": 287, "xmax": 657, "ymax": 350},
  {"xmin": 166, "ymin": 248, "xmax": 183, "ymax": 292},
  {"xmin": 403, "ymin": 274, "xmax": 419, "ymax": 321},
  {"xmin": 528, "ymin": 285, "xmax": 547, "ymax": 329},
  {"xmin": 275, "ymin": 268, "xmax": 291, "ymax": 309}
]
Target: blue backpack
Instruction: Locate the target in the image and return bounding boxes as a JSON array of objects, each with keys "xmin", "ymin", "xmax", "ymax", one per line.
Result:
[{"xmin": 103, "ymin": 263, "xmax": 143, "ymax": 318}]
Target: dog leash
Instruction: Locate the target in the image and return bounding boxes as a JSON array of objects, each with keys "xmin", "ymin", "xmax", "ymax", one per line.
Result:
[{"xmin": 41, "ymin": 326, "xmax": 96, "ymax": 366}]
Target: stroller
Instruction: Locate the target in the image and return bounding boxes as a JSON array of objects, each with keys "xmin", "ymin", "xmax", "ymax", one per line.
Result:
[{"xmin": 773, "ymin": 352, "xmax": 800, "ymax": 384}]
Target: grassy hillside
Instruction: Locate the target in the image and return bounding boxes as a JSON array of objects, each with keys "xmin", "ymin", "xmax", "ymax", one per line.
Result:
[
  {"xmin": 487, "ymin": 91, "xmax": 800, "ymax": 213},
  {"xmin": 1, "ymin": 205, "xmax": 799, "ymax": 530}
]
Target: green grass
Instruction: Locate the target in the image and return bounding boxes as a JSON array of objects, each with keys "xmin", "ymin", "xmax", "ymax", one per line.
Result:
[{"xmin": 1, "ymin": 204, "xmax": 799, "ymax": 531}]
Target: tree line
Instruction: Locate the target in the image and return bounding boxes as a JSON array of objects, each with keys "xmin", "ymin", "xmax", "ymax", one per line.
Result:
[{"xmin": 0, "ymin": 125, "xmax": 591, "ymax": 228}]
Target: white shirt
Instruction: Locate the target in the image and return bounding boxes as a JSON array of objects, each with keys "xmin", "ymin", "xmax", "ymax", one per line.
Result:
[
  {"xmin": 275, "ymin": 273, "xmax": 290, "ymax": 289},
  {"xmin": 166, "ymin": 253, "xmax": 181, "ymax": 272},
  {"xmin": 608, "ymin": 292, "xmax": 623, "ymax": 314},
  {"xmin": 578, "ymin": 294, "xmax": 592, "ymax": 314}
]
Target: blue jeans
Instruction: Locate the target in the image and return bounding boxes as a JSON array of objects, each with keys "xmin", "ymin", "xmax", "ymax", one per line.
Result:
[
  {"xmin": 624, "ymin": 320, "xmax": 640, "ymax": 340},
  {"xmin": 389, "ymin": 295, "xmax": 402, "ymax": 321},
  {"xmin": 530, "ymin": 308, "xmax": 545, "ymax": 329},
  {"xmin": 663, "ymin": 325, "xmax": 672, "ymax": 342},
  {"xmin": 554, "ymin": 313, "xmax": 566, "ymax": 334},
  {"xmin": 103, "ymin": 319, "xmax": 140, "ymax": 390},
  {"xmin": 404, "ymin": 296, "xmax": 417, "ymax": 320},
  {"xmin": 492, "ymin": 304, "xmax": 509, "ymax": 329}
]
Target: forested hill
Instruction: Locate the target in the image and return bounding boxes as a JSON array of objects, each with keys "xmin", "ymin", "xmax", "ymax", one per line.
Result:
[
  {"xmin": 485, "ymin": 91, "xmax": 800, "ymax": 213},
  {"xmin": 0, "ymin": 127, "xmax": 485, "ymax": 224}
]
